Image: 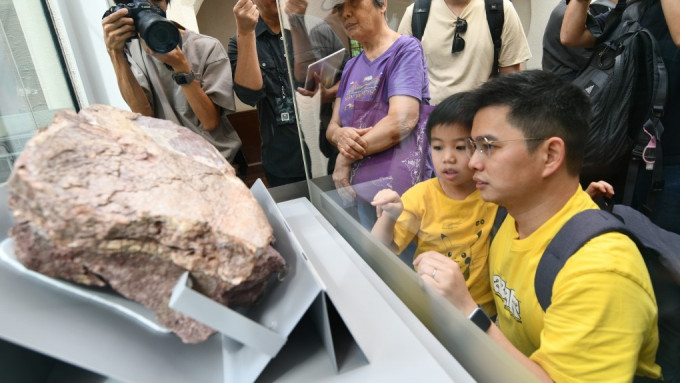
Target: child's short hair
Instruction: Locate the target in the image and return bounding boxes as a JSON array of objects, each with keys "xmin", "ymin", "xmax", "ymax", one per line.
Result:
[{"xmin": 426, "ymin": 92, "xmax": 474, "ymax": 142}]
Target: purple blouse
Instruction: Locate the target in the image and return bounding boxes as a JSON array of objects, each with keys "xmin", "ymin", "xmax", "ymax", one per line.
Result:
[{"xmin": 336, "ymin": 35, "xmax": 430, "ymax": 128}]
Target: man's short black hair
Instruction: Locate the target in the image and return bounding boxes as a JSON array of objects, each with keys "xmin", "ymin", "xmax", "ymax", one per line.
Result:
[
  {"xmin": 466, "ymin": 70, "xmax": 590, "ymax": 176},
  {"xmin": 425, "ymin": 92, "xmax": 474, "ymax": 142}
]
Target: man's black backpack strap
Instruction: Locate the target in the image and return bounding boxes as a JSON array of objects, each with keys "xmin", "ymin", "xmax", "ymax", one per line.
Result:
[
  {"xmin": 410, "ymin": 0, "xmax": 504, "ymax": 76},
  {"xmin": 534, "ymin": 209, "xmax": 626, "ymax": 310},
  {"xmin": 411, "ymin": 0, "xmax": 431, "ymax": 41},
  {"xmin": 595, "ymin": 0, "xmax": 626, "ymax": 44},
  {"xmin": 485, "ymin": 0, "xmax": 504, "ymax": 77},
  {"xmin": 490, "ymin": 206, "xmax": 507, "ymax": 242},
  {"xmin": 535, "ymin": 205, "xmax": 680, "ymax": 310}
]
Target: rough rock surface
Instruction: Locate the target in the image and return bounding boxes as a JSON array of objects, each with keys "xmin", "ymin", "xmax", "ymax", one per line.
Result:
[{"xmin": 7, "ymin": 105, "xmax": 286, "ymax": 343}]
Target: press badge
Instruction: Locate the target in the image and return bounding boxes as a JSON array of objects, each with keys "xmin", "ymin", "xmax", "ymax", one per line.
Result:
[{"xmin": 275, "ymin": 86, "xmax": 296, "ymax": 125}]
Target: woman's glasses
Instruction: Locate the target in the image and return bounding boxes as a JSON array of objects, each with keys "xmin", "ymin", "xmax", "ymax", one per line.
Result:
[{"xmin": 452, "ymin": 18, "xmax": 467, "ymax": 54}]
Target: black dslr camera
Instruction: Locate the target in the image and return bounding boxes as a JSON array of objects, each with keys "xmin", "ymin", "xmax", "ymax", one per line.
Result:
[{"xmin": 103, "ymin": 0, "xmax": 180, "ymax": 53}]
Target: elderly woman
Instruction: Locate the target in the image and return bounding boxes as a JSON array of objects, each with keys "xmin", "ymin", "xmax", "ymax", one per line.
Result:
[{"xmin": 326, "ymin": 0, "xmax": 430, "ymax": 227}]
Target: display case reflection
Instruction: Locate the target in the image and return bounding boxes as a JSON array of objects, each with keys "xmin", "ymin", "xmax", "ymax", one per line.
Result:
[
  {"xmin": 281, "ymin": 0, "xmax": 420, "ymax": 226},
  {"xmin": 279, "ymin": 2, "xmax": 533, "ymax": 381},
  {"xmin": 279, "ymin": 0, "xmax": 428, "ymax": 265}
]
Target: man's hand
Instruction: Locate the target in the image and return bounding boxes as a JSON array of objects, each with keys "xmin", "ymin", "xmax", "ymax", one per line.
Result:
[
  {"xmin": 296, "ymin": 86, "xmax": 316, "ymax": 98},
  {"xmin": 234, "ymin": 0, "xmax": 259, "ymax": 34},
  {"xmin": 285, "ymin": 0, "xmax": 308, "ymax": 16},
  {"xmin": 296, "ymin": 72, "xmax": 321, "ymax": 97},
  {"xmin": 414, "ymin": 251, "xmax": 478, "ymax": 315},
  {"xmin": 102, "ymin": 8, "xmax": 136, "ymax": 54},
  {"xmin": 103, "ymin": 7, "xmax": 153, "ymax": 117},
  {"xmin": 140, "ymin": 40, "xmax": 191, "ymax": 73},
  {"xmin": 371, "ymin": 189, "xmax": 403, "ymax": 221},
  {"xmin": 297, "ymin": 73, "xmax": 338, "ymax": 104}
]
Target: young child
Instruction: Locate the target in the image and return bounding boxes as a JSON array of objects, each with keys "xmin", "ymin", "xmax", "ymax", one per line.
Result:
[
  {"xmin": 371, "ymin": 92, "xmax": 614, "ymax": 317},
  {"xmin": 371, "ymin": 92, "xmax": 499, "ymax": 315}
]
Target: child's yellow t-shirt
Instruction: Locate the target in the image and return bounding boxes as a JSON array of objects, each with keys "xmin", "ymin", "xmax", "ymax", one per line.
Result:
[{"xmin": 394, "ymin": 178, "xmax": 498, "ymax": 315}]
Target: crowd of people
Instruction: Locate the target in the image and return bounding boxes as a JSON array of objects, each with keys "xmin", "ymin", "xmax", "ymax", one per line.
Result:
[{"xmin": 102, "ymin": 0, "xmax": 679, "ymax": 381}]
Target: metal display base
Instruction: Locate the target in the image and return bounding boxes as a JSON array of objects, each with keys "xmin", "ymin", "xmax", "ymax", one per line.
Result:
[
  {"xmin": 169, "ymin": 180, "xmax": 358, "ymax": 382},
  {"xmin": 0, "ymin": 180, "xmax": 474, "ymax": 382}
]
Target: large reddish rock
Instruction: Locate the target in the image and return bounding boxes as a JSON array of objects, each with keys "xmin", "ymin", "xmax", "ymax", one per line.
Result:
[{"xmin": 7, "ymin": 105, "xmax": 285, "ymax": 343}]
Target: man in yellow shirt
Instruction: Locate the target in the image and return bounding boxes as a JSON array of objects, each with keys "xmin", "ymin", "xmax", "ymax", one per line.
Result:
[{"xmin": 415, "ymin": 70, "xmax": 661, "ymax": 382}]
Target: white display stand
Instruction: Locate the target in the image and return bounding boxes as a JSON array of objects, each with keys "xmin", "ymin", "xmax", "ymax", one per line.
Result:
[
  {"xmin": 169, "ymin": 180, "xmax": 352, "ymax": 382},
  {"xmin": 0, "ymin": 180, "xmax": 476, "ymax": 382}
]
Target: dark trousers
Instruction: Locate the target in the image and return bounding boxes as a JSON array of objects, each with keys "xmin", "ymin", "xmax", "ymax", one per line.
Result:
[{"xmin": 264, "ymin": 171, "xmax": 306, "ymax": 188}]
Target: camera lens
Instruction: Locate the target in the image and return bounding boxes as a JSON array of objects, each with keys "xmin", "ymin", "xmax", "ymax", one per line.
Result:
[
  {"xmin": 136, "ymin": 11, "xmax": 180, "ymax": 53},
  {"xmin": 140, "ymin": 19, "xmax": 180, "ymax": 53}
]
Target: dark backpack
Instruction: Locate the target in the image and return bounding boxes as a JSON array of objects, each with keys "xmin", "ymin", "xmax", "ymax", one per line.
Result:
[
  {"xmin": 589, "ymin": 0, "xmax": 616, "ymax": 16},
  {"xmin": 411, "ymin": 0, "xmax": 504, "ymax": 76},
  {"xmin": 536, "ymin": 204, "xmax": 680, "ymax": 382},
  {"xmin": 572, "ymin": 1, "xmax": 668, "ymax": 208}
]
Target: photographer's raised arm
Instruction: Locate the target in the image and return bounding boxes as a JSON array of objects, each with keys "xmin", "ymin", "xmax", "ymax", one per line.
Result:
[
  {"xmin": 662, "ymin": 0, "xmax": 680, "ymax": 47},
  {"xmin": 102, "ymin": 8, "xmax": 154, "ymax": 117},
  {"xmin": 560, "ymin": 0, "xmax": 595, "ymax": 48},
  {"xmin": 232, "ymin": 0, "xmax": 263, "ymax": 91}
]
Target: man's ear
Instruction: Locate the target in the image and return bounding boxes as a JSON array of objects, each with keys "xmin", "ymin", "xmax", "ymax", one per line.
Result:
[{"xmin": 541, "ymin": 137, "xmax": 565, "ymax": 178}]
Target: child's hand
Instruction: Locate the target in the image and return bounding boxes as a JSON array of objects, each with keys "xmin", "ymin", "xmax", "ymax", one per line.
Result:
[
  {"xmin": 585, "ymin": 180, "xmax": 614, "ymax": 200},
  {"xmin": 371, "ymin": 189, "xmax": 403, "ymax": 221}
]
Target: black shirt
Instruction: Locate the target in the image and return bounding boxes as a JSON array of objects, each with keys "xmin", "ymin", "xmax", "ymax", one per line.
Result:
[
  {"xmin": 228, "ymin": 19, "xmax": 309, "ymax": 178},
  {"xmin": 542, "ymin": 0, "xmax": 592, "ymax": 81}
]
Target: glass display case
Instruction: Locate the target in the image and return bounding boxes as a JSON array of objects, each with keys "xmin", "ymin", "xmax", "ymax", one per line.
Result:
[
  {"xmin": 278, "ymin": 0, "xmax": 534, "ymax": 381},
  {"xmin": 0, "ymin": 0, "xmax": 77, "ymax": 182},
  {"xmin": 0, "ymin": 0, "xmax": 544, "ymax": 381}
]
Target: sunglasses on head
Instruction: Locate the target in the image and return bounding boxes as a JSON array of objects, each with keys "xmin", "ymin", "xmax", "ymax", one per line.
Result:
[{"xmin": 452, "ymin": 17, "xmax": 467, "ymax": 54}]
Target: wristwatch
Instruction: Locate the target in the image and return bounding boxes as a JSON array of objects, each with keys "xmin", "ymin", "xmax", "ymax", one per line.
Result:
[
  {"xmin": 172, "ymin": 71, "xmax": 195, "ymax": 86},
  {"xmin": 468, "ymin": 305, "xmax": 492, "ymax": 332}
]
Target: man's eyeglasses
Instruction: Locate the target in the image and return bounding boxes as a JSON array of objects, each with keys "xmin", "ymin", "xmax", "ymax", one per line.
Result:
[
  {"xmin": 452, "ymin": 18, "xmax": 467, "ymax": 54},
  {"xmin": 465, "ymin": 137, "xmax": 546, "ymax": 158}
]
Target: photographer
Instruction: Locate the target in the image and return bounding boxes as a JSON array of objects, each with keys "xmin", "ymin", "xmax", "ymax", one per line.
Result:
[{"xmin": 102, "ymin": 0, "xmax": 242, "ymax": 164}]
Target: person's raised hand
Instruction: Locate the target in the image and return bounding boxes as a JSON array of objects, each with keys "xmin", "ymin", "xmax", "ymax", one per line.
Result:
[
  {"xmin": 285, "ymin": 0, "xmax": 308, "ymax": 16},
  {"xmin": 234, "ymin": 0, "xmax": 259, "ymax": 33},
  {"xmin": 102, "ymin": 8, "xmax": 136, "ymax": 53}
]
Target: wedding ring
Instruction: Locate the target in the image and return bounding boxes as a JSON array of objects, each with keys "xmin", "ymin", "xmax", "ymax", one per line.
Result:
[{"xmin": 431, "ymin": 268, "xmax": 437, "ymax": 279}]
